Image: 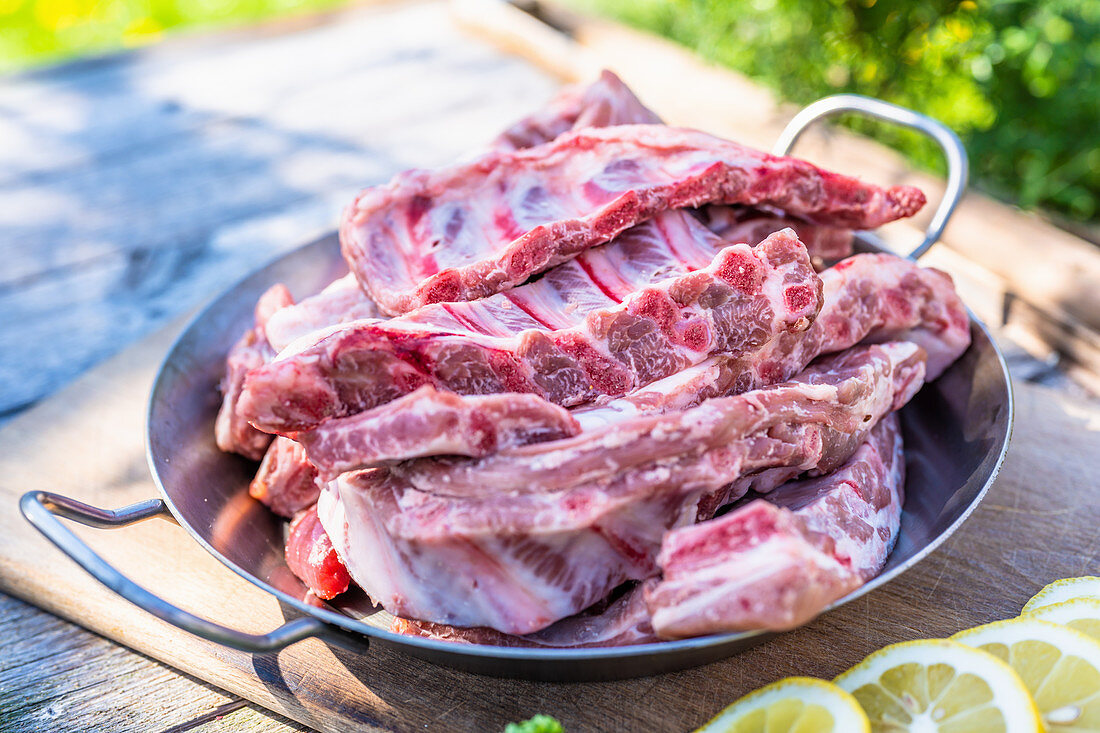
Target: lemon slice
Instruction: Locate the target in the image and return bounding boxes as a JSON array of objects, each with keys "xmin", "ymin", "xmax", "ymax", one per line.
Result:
[
  {"xmin": 695, "ymin": 676, "xmax": 870, "ymax": 733},
  {"xmin": 1024, "ymin": 598, "xmax": 1100, "ymax": 642},
  {"xmin": 1023, "ymin": 577, "xmax": 1100, "ymax": 613},
  {"xmin": 834, "ymin": 639, "xmax": 1041, "ymax": 731},
  {"xmin": 952, "ymin": 617, "xmax": 1100, "ymax": 730}
]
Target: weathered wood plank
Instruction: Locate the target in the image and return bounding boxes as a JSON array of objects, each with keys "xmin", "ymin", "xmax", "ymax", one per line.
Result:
[{"xmin": 0, "ymin": 594, "xmax": 308, "ymax": 732}]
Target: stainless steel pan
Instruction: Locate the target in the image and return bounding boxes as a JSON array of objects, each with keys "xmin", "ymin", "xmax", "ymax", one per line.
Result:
[{"xmin": 21, "ymin": 96, "xmax": 1012, "ymax": 682}]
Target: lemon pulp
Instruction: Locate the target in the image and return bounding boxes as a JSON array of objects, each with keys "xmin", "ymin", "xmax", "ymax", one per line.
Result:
[
  {"xmin": 696, "ymin": 676, "xmax": 869, "ymax": 733},
  {"xmin": 836, "ymin": 639, "xmax": 1041, "ymax": 732},
  {"xmin": 953, "ymin": 617, "xmax": 1100, "ymax": 730}
]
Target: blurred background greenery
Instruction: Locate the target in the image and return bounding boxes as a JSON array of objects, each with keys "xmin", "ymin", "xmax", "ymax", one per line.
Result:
[
  {"xmin": 565, "ymin": 0, "xmax": 1100, "ymax": 227},
  {"xmin": 0, "ymin": 0, "xmax": 346, "ymax": 72},
  {"xmin": 2, "ymin": 0, "xmax": 1098, "ymax": 226}
]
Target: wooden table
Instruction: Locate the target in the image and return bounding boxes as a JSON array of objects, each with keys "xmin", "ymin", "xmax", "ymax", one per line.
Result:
[{"xmin": 1, "ymin": 1, "xmax": 1096, "ymax": 731}]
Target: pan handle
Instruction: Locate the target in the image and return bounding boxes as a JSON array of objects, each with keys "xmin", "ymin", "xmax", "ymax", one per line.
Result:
[
  {"xmin": 20, "ymin": 491, "xmax": 363, "ymax": 654},
  {"xmin": 772, "ymin": 94, "xmax": 968, "ymax": 260}
]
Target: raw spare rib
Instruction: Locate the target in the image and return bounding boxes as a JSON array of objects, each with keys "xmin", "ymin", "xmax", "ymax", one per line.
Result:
[
  {"xmin": 392, "ymin": 581, "xmax": 658, "ymax": 648},
  {"xmin": 609, "ymin": 251, "xmax": 970, "ymax": 420},
  {"xmin": 493, "ymin": 70, "xmax": 662, "ymax": 151},
  {"xmin": 698, "ymin": 205, "xmax": 853, "ymax": 263},
  {"xmin": 315, "ymin": 342, "xmax": 924, "ymax": 634},
  {"xmin": 284, "ymin": 504, "xmax": 351, "ymax": 601},
  {"xmin": 646, "ymin": 413, "xmax": 905, "ymax": 637},
  {"xmin": 341, "ymin": 124, "xmax": 925, "ymax": 314},
  {"xmin": 391, "ymin": 342, "xmax": 924, "ymax": 497},
  {"xmin": 248, "ymin": 436, "xmax": 320, "ymax": 518},
  {"xmin": 295, "ymin": 385, "xmax": 580, "ymax": 478},
  {"xmin": 217, "ymin": 273, "xmax": 381, "ymax": 459},
  {"xmin": 265, "ymin": 273, "xmax": 381, "ymax": 353},
  {"xmin": 218, "ymin": 73, "xmax": 849, "ymax": 430},
  {"xmin": 289, "ymin": 252, "xmax": 961, "ymax": 472},
  {"xmin": 725, "ymin": 252, "xmax": 971, "ymax": 388},
  {"xmin": 240, "ymin": 214, "xmax": 822, "ymax": 433},
  {"xmin": 494, "ymin": 71, "xmax": 857, "ymax": 263},
  {"xmin": 214, "ymin": 283, "xmax": 294, "ymax": 459}
]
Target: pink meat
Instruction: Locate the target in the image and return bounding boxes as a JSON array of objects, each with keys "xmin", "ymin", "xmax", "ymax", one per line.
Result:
[
  {"xmin": 316, "ymin": 343, "xmax": 923, "ymax": 635},
  {"xmin": 699, "ymin": 205, "xmax": 854, "ymax": 263},
  {"xmin": 646, "ymin": 413, "xmax": 904, "ymax": 638},
  {"xmin": 241, "ymin": 216, "xmax": 822, "ymax": 433},
  {"xmin": 214, "ymin": 283, "xmax": 294, "ymax": 459},
  {"xmin": 341, "ymin": 124, "xmax": 925, "ymax": 314},
  {"xmin": 769, "ymin": 414, "xmax": 906, "ymax": 581},
  {"xmin": 294, "ymin": 385, "xmax": 580, "ymax": 477},
  {"xmin": 284, "ymin": 504, "xmax": 351, "ymax": 601},
  {"xmin": 254, "ymin": 250, "xmax": 964, "ymax": 463},
  {"xmin": 391, "ymin": 581, "xmax": 658, "ymax": 648},
  {"xmin": 264, "ymin": 273, "xmax": 382, "ymax": 353},
  {"xmin": 392, "ymin": 342, "xmax": 924, "ymax": 499},
  {"xmin": 494, "ymin": 72, "xmax": 857, "ymax": 263},
  {"xmin": 249, "ymin": 437, "xmax": 320, "ymax": 518},
  {"xmin": 493, "ymin": 70, "xmax": 662, "ymax": 151},
  {"xmin": 606, "ymin": 251, "xmax": 970, "ymax": 419},
  {"xmin": 734, "ymin": 253, "xmax": 971, "ymax": 386}
]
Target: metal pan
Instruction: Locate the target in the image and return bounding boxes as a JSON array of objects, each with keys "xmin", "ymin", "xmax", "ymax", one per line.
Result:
[{"xmin": 21, "ymin": 96, "xmax": 1012, "ymax": 682}]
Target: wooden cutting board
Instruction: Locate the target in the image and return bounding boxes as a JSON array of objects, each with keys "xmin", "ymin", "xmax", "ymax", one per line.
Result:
[{"xmin": 0, "ymin": 314, "xmax": 1098, "ymax": 732}]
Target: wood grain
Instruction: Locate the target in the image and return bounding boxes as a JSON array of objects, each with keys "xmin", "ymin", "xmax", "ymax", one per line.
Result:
[
  {"xmin": 0, "ymin": 595, "xmax": 307, "ymax": 733},
  {"xmin": 0, "ymin": 308, "xmax": 1098, "ymax": 732}
]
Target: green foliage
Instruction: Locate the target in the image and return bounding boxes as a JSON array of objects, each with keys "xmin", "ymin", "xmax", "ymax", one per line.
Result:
[
  {"xmin": 503, "ymin": 714, "xmax": 565, "ymax": 733},
  {"xmin": 0, "ymin": 0, "xmax": 348, "ymax": 72},
  {"xmin": 567, "ymin": 0, "xmax": 1100, "ymax": 222},
  {"xmin": 5, "ymin": 0, "xmax": 1097, "ymax": 222}
]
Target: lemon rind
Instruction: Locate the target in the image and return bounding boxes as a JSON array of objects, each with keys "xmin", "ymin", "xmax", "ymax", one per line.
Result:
[
  {"xmin": 1021, "ymin": 597, "xmax": 1100, "ymax": 627},
  {"xmin": 696, "ymin": 676, "xmax": 870, "ymax": 733},
  {"xmin": 834, "ymin": 638, "xmax": 1042, "ymax": 731},
  {"xmin": 952, "ymin": 616, "xmax": 1100, "ymax": 666},
  {"xmin": 1021, "ymin": 576, "xmax": 1100, "ymax": 613}
]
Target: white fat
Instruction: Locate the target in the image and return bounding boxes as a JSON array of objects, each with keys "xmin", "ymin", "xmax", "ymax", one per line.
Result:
[
  {"xmin": 274, "ymin": 319, "xmax": 375, "ymax": 360},
  {"xmin": 572, "ymin": 402, "xmax": 640, "ymax": 431}
]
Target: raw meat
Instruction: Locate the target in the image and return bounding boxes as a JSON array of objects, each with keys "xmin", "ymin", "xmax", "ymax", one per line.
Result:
[
  {"xmin": 699, "ymin": 205, "xmax": 853, "ymax": 263},
  {"xmin": 646, "ymin": 414, "xmax": 904, "ymax": 637},
  {"xmin": 316, "ymin": 343, "xmax": 923, "ymax": 634},
  {"xmin": 725, "ymin": 252, "xmax": 971, "ymax": 388},
  {"xmin": 392, "ymin": 342, "xmax": 924, "ymax": 498},
  {"xmin": 294, "ymin": 385, "xmax": 580, "ymax": 478},
  {"xmin": 248, "ymin": 436, "xmax": 320, "ymax": 518},
  {"xmin": 255, "ymin": 247, "xmax": 961, "ymax": 457},
  {"xmin": 769, "ymin": 414, "xmax": 905, "ymax": 581},
  {"xmin": 205, "ymin": 70, "xmax": 960, "ymax": 646},
  {"xmin": 391, "ymin": 582, "xmax": 658, "ymax": 648},
  {"xmin": 265, "ymin": 273, "xmax": 382, "ymax": 353},
  {"xmin": 651, "ymin": 500, "xmax": 857, "ymax": 638},
  {"xmin": 341, "ymin": 124, "xmax": 925, "ymax": 314},
  {"xmin": 284, "ymin": 504, "xmax": 351, "ymax": 601},
  {"xmin": 494, "ymin": 72, "xmax": 856, "ymax": 263},
  {"xmin": 214, "ymin": 283, "xmax": 294, "ymax": 459},
  {"xmin": 493, "ymin": 70, "xmax": 661, "ymax": 151},
  {"xmin": 605, "ymin": 251, "xmax": 970, "ymax": 420},
  {"xmin": 240, "ymin": 216, "xmax": 822, "ymax": 433}
]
